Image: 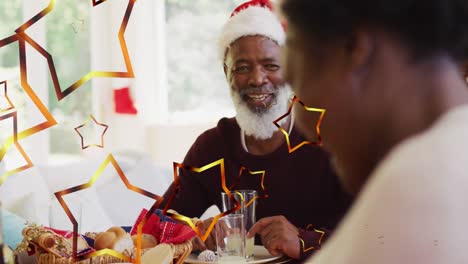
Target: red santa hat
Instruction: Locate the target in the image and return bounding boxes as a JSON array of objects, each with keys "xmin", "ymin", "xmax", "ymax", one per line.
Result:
[{"xmin": 218, "ymin": 0, "xmax": 286, "ymax": 62}]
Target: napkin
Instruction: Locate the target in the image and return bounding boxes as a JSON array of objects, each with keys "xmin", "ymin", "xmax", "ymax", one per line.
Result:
[{"xmin": 130, "ymin": 209, "xmax": 197, "ymax": 244}]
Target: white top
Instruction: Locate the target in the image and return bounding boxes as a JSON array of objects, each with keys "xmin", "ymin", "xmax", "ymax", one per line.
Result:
[{"xmin": 307, "ymin": 104, "xmax": 468, "ymax": 264}]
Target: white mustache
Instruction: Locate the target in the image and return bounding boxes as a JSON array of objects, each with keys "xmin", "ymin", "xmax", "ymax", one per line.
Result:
[
  {"xmin": 231, "ymin": 84, "xmax": 292, "ymax": 140},
  {"xmin": 239, "ymin": 86, "xmax": 278, "ymax": 97}
]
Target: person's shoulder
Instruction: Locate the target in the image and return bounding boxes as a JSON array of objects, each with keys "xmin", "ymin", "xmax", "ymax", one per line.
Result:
[
  {"xmin": 184, "ymin": 117, "xmax": 238, "ymax": 165},
  {"xmin": 217, "ymin": 117, "xmax": 239, "ymax": 133},
  {"xmin": 365, "ymin": 104, "xmax": 468, "ymax": 218},
  {"xmin": 307, "ymin": 106, "xmax": 468, "ymax": 263},
  {"xmin": 194, "ymin": 117, "xmax": 237, "ymax": 145},
  {"xmin": 374, "ymin": 105, "xmax": 468, "ymax": 184}
]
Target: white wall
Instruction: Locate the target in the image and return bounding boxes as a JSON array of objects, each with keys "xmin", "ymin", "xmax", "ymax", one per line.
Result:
[{"xmin": 147, "ymin": 121, "xmax": 217, "ymax": 167}]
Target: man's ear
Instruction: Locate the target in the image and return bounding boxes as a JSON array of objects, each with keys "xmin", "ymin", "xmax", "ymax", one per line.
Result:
[
  {"xmin": 223, "ymin": 63, "xmax": 228, "ymax": 77},
  {"xmin": 459, "ymin": 62, "xmax": 468, "ymax": 83},
  {"xmin": 347, "ymin": 29, "xmax": 375, "ymax": 75}
]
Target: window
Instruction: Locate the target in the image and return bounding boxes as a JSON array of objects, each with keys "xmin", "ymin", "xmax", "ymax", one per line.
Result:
[
  {"xmin": 0, "ymin": 0, "xmax": 93, "ymax": 157},
  {"xmin": 2, "ymin": 0, "xmax": 277, "ymax": 162},
  {"xmin": 0, "ymin": 0, "xmax": 23, "ymax": 123},
  {"xmin": 46, "ymin": 0, "xmax": 92, "ymax": 155},
  {"xmin": 0, "ymin": 0, "xmax": 27, "ymax": 151},
  {"xmin": 164, "ymin": 0, "xmax": 245, "ymax": 122}
]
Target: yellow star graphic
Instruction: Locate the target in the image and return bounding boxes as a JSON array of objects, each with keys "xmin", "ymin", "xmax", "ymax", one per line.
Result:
[
  {"xmin": 0, "ymin": 24, "xmax": 57, "ymax": 185},
  {"xmin": 0, "ymin": 81, "xmax": 14, "ymax": 114},
  {"xmin": 273, "ymin": 95, "xmax": 326, "ymax": 153},
  {"xmin": 0, "ymin": 35, "xmax": 57, "ymax": 161},
  {"xmin": 229, "ymin": 166, "xmax": 268, "ymax": 208},
  {"xmin": 300, "ymin": 224, "xmax": 326, "ymax": 252},
  {"xmin": 163, "ymin": 158, "xmax": 242, "ymax": 242},
  {"xmin": 0, "ymin": 111, "xmax": 33, "ymax": 186},
  {"xmin": 74, "ymin": 115, "xmax": 109, "ymax": 149},
  {"xmin": 92, "ymin": 0, "xmax": 108, "ymax": 7},
  {"xmin": 54, "ymin": 154, "xmax": 163, "ymax": 262},
  {"xmin": 13, "ymin": 0, "xmax": 137, "ymax": 101}
]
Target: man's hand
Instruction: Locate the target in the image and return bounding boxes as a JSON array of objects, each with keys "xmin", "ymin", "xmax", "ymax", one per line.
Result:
[
  {"xmin": 247, "ymin": 216, "xmax": 300, "ymax": 259},
  {"xmin": 192, "ymin": 217, "xmax": 217, "ymax": 251}
]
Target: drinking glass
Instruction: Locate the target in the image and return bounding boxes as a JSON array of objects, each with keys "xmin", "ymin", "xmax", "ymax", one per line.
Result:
[
  {"xmin": 221, "ymin": 190, "xmax": 257, "ymax": 259},
  {"xmin": 216, "ymin": 214, "xmax": 247, "ymax": 264},
  {"xmin": 0, "ymin": 202, "xmax": 4, "ymax": 264}
]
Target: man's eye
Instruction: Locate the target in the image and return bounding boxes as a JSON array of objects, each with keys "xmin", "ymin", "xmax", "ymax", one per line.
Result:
[
  {"xmin": 234, "ymin": 66, "xmax": 249, "ymax": 73},
  {"xmin": 265, "ymin": 64, "xmax": 280, "ymax": 71}
]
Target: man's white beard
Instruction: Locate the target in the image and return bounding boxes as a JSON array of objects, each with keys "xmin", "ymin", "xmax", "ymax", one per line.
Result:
[{"xmin": 231, "ymin": 85, "xmax": 292, "ymax": 140}]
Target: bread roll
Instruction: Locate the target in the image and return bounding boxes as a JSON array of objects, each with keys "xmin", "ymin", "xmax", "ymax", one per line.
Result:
[
  {"xmin": 131, "ymin": 234, "xmax": 158, "ymax": 249},
  {"xmin": 94, "ymin": 227, "xmax": 133, "ymax": 253}
]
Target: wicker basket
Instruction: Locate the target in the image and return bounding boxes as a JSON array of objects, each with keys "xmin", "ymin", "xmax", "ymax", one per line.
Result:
[
  {"xmin": 31, "ymin": 239, "xmax": 193, "ymax": 264},
  {"xmin": 17, "ymin": 224, "xmax": 193, "ymax": 264},
  {"xmin": 36, "ymin": 251, "xmax": 126, "ymax": 264},
  {"xmin": 171, "ymin": 239, "xmax": 193, "ymax": 264}
]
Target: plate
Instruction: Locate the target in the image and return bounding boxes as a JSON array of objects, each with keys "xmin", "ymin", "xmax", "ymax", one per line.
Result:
[{"xmin": 185, "ymin": 246, "xmax": 283, "ymax": 264}]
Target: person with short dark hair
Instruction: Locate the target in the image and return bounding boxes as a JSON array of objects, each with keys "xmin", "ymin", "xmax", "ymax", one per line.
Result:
[{"xmin": 279, "ymin": 0, "xmax": 468, "ymax": 263}]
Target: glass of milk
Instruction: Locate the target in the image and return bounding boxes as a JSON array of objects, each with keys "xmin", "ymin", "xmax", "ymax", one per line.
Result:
[
  {"xmin": 216, "ymin": 214, "xmax": 246, "ymax": 264},
  {"xmin": 221, "ymin": 190, "xmax": 257, "ymax": 259}
]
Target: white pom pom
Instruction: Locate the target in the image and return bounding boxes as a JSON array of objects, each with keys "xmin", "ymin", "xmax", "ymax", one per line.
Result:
[{"xmin": 198, "ymin": 250, "xmax": 217, "ymax": 262}]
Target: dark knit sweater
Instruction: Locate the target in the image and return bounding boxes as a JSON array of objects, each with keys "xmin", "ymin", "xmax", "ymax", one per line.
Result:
[{"xmin": 160, "ymin": 117, "xmax": 352, "ymax": 260}]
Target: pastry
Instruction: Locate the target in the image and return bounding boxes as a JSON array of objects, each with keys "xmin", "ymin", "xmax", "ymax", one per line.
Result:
[
  {"xmin": 17, "ymin": 224, "xmax": 92, "ymax": 258},
  {"xmin": 94, "ymin": 227, "xmax": 133, "ymax": 253},
  {"xmin": 131, "ymin": 234, "xmax": 158, "ymax": 249}
]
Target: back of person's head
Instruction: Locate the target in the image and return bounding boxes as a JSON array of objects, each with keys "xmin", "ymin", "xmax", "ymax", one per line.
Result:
[
  {"xmin": 280, "ymin": 0, "xmax": 468, "ymax": 62},
  {"xmin": 279, "ymin": 0, "xmax": 468, "ymax": 195}
]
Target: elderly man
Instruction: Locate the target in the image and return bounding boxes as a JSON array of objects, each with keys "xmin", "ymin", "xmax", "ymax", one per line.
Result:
[
  {"xmin": 160, "ymin": 0, "xmax": 351, "ymax": 260},
  {"xmin": 279, "ymin": 0, "xmax": 468, "ymax": 263}
]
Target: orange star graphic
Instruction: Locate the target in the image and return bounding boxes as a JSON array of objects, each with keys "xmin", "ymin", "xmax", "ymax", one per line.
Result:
[
  {"xmin": 0, "ymin": 14, "xmax": 57, "ymax": 183},
  {"xmin": 273, "ymin": 95, "xmax": 326, "ymax": 153},
  {"xmin": 13, "ymin": 0, "xmax": 136, "ymax": 101},
  {"xmin": 300, "ymin": 224, "xmax": 326, "ymax": 252},
  {"xmin": 74, "ymin": 115, "xmax": 109, "ymax": 149},
  {"xmin": 0, "ymin": 111, "xmax": 33, "ymax": 186},
  {"xmin": 229, "ymin": 166, "xmax": 268, "ymax": 208},
  {"xmin": 163, "ymin": 158, "xmax": 242, "ymax": 242},
  {"xmin": 0, "ymin": 81, "xmax": 14, "ymax": 113},
  {"xmin": 54, "ymin": 154, "xmax": 163, "ymax": 262},
  {"xmin": 0, "ymin": 35, "xmax": 57, "ymax": 154},
  {"xmin": 92, "ymin": 0, "xmax": 108, "ymax": 7}
]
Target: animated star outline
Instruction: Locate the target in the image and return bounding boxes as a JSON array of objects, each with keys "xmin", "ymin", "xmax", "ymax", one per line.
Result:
[
  {"xmin": 300, "ymin": 224, "xmax": 326, "ymax": 252},
  {"xmin": 229, "ymin": 166, "xmax": 268, "ymax": 208},
  {"xmin": 54, "ymin": 154, "xmax": 163, "ymax": 262},
  {"xmin": 74, "ymin": 114, "xmax": 109, "ymax": 149},
  {"xmin": 273, "ymin": 95, "xmax": 326, "ymax": 153},
  {"xmin": 0, "ymin": 35, "xmax": 57, "ymax": 155},
  {"xmin": 0, "ymin": 111, "xmax": 33, "ymax": 186},
  {"xmin": 92, "ymin": 0, "xmax": 108, "ymax": 7},
  {"xmin": 0, "ymin": 81, "xmax": 14, "ymax": 113},
  {"xmin": 6, "ymin": 0, "xmax": 136, "ymax": 101},
  {"xmin": 163, "ymin": 158, "xmax": 242, "ymax": 242}
]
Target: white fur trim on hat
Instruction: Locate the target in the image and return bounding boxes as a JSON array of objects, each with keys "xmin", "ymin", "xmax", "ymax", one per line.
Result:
[{"xmin": 218, "ymin": 5, "xmax": 285, "ymax": 62}]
